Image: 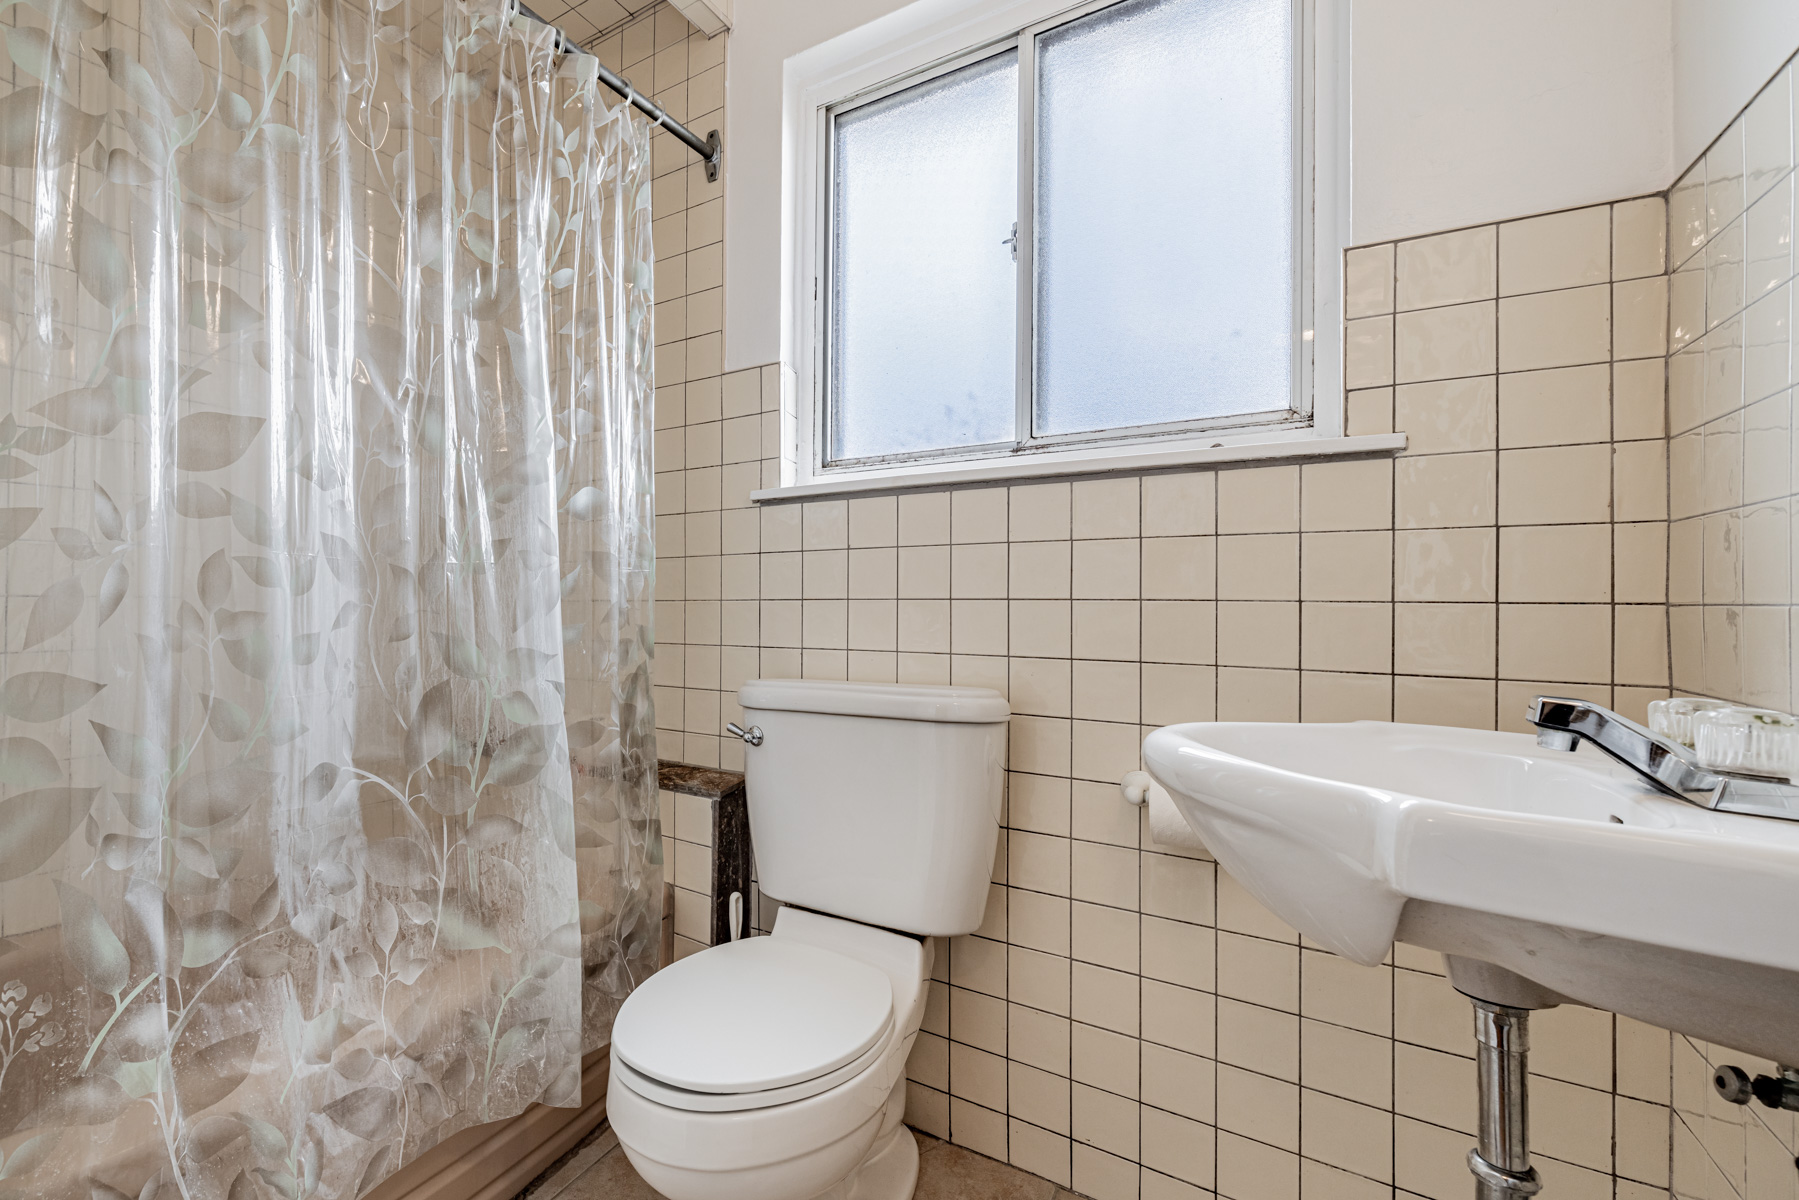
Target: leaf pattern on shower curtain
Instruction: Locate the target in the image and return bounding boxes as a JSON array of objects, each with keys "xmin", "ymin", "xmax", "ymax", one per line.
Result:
[{"xmin": 0, "ymin": 0, "xmax": 660, "ymax": 1196}]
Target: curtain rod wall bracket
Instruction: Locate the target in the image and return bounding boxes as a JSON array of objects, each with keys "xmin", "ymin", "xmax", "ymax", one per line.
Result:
[{"xmin": 513, "ymin": 0, "xmax": 723, "ymax": 180}]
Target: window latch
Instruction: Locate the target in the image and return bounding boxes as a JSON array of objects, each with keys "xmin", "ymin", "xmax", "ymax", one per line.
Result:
[{"xmin": 1002, "ymin": 221, "xmax": 1018, "ymax": 262}]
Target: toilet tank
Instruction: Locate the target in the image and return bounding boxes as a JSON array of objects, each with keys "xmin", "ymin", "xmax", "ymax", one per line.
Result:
[{"xmin": 737, "ymin": 679, "xmax": 1008, "ymax": 937}]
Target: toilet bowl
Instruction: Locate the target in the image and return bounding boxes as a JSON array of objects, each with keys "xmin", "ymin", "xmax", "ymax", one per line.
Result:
[
  {"xmin": 607, "ymin": 908, "xmax": 931, "ymax": 1200},
  {"xmin": 607, "ymin": 680, "xmax": 1008, "ymax": 1200}
]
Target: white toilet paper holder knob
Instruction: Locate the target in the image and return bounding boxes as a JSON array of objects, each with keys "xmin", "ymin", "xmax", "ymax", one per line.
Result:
[{"xmin": 1120, "ymin": 770, "xmax": 1154, "ymax": 806}]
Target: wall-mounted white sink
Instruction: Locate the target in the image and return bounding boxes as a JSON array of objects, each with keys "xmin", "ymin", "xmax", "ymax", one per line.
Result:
[{"xmin": 1142, "ymin": 720, "xmax": 1799, "ymax": 1067}]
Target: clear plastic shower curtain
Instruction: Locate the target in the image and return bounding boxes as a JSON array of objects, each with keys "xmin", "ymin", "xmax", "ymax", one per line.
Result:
[{"xmin": 0, "ymin": 0, "xmax": 660, "ymax": 1196}]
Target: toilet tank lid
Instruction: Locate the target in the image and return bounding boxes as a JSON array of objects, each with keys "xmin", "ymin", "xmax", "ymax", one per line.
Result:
[{"xmin": 740, "ymin": 679, "xmax": 1009, "ymax": 723}]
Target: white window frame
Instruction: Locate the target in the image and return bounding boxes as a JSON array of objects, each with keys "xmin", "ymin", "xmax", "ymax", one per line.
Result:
[{"xmin": 763, "ymin": 0, "xmax": 1388, "ymax": 502}]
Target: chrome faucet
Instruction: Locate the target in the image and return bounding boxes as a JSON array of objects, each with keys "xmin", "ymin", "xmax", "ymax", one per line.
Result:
[{"xmin": 1527, "ymin": 696, "xmax": 1799, "ymax": 821}]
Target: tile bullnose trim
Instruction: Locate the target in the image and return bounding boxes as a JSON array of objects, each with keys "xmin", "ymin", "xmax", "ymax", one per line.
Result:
[{"xmin": 752, "ymin": 433, "xmax": 1409, "ymax": 503}]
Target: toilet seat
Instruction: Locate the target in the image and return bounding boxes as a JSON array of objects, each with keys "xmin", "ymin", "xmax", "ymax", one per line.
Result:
[
  {"xmin": 611, "ymin": 937, "xmax": 895, "ymax": 1108},
  {"xmin": 610, "ymin": 1030, "xmax": 890, "ymax": 1112}
]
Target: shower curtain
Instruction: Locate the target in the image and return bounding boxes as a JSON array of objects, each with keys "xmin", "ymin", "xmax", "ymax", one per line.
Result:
[{"xmin": 0, "ymin": 0, "xmax": 660, "ymax": 1196}]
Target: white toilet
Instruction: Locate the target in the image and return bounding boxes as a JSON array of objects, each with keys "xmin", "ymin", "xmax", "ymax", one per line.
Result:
[{"xmin": 607, "ymin": 679, "xmax": 1009, "ymax": 1200}]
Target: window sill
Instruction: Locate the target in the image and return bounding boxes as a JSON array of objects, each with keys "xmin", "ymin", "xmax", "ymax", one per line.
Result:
[{"xmin": 750, "ymin": 431, "xmax": 1408, "ymax": 503}]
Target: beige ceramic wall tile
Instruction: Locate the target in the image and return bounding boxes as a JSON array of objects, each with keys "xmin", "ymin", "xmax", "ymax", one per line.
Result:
[
  {"xmin": 1498, "ymin": 365, "xmax": 1610, "ymax": 448},
  {"xmin": 899, "ymin": 492, "xmax": 951, "ymax": 545},
  {"xmin": 1345, "ymin": 243, "xmax": 1396, "ymax": 318},
  {"xmin": 1301, "ymin": 531, "xmax": 1394, "ymax": 601},
  {"xmin": 1301, "ymin": 1017, "xmax": 1395, "ymax": 1108},
  {"xmin": 1142, "ymin": 537, "xmax": 1216, "ymax": 600},
  {"xmin": 1613, "ymin": 359, "xmax": 1666, "ymax": 440},
  {"xmin": 1344, "ymin": 315, "xmax": 1395, "ymax": 389},
  {"xmin": 1395, "ymin": 226, "xmax": 1497, "ymax": 310},
  {"xmin": 1395, "ymin": 452, "xmax": 1498, "ymax": 528},
  {"xmin": 1141, "ymin": 663, "xmax": 1216, "ymax": 726},
  {"xmin": 1741, "ymin": 503, "xmax": 1790, "ymax": 604},
  {"xmin": 1395, "ymin": 301, "xmax": 1497, "ymax": 383},
  {"xmin": 1396, "ymin": 528, "xmax": 1498, "ymax": 602},
  {"xmin": 1701, "ymin": 319, "xmax": 1746, "ymax": 427},
  {"xmin": 1009, "ymin": 1118, "xmax": 1071, "ymax": 1186},
  {"xmin": 1393, "ymin": 675, "xmax": 1497, "ymax": 729},
  {"xmin": 1345, "ymin": 386, "xmax": 1396, "ymax": 436},
  {"xmin": 1301, "ymin": 671, "xmax": 1393, "ymax": 721},
  {"xmin": 1143, "ymin": 472, "xmax": 1216, "ymax": 537},
  {"xmin": 1010, "ymin": 482, "xmax": 1072, "ymax": 541},
  {"xmin": 1498, "ymin": 286, "xmax": 1612, "ymax": 371},
  {"xmin": 1707, "ymin": 222, "xmax": 1747, "ymax": 330},
  {"xmin": 1743, "ymin": 284, "xmax": 1793, "ymax": 405},
  {"xmin": 1300, "ymin": 603, "xmax": 1393, "ymax": 673},
  {"xmin": 1614, "ymin": 606, "xmax": 1671, "ymax": 687},
  {"xmin": 1217, "ymin": 535, "xmax": 1298, "ymax": 600},
  {"xmin": 1070, "ymin": 478, "xmax": 1140, "ymax": 541},
  {"xmin": 1141, "ymin": 1106, "xmax": 1216, "ymax": 1190},
  {"xmin": 1613, "ymin": 195, "xmax": 1669, "ymax": 280},
  {"xmin": 1218, "ymin": 465, "xmax": 1300, "ymax": 534},
  {"xmin": 1499, "ymin": 525, "xmax": 1612, "ymax": 603},
  {"xmin": 1141, "ymin": 601, "xmax": 1216, "ymax": 665},
  {"xmin": 1394, "ymin": 603, "xmax": 1497, "ymax": 678},
  {"xmin": 1217, "ymin": 602, "xmax": 1299, "ymax": 668},
  {"xmin": 1299, "ymin": 950, "xmax": 1392, "ymax": 1037},
  {"xmin": 1615, "ymin": 522, "xmax": 1668, "ymax": 604},
  {"xmin": 1141, "ymin": 1041, "xmax": 1212, "ymax": 1121},
  {"xmin": 1302, "ymin": 1090, "xmax": 1394, "ymax": 1183},
  {"xmin": 1614, "ymin": 441, "xmax": 1669, "ymax": 523},
  {"xmin": 1709, "ymin": 121, "xmax": 1747, "ymax": 239},
  {"xmin": 1072, "ymin": 540, "xmax": 1140, "ymax": 600},
  {"xmin": 1666, "ymin": 517, "xmax": 1706, "ymax": 608},
  {"xmin": 1615, "ymin": 275, "xmax": 1671, "ymax": 360},
  {"xmin": 1215, "ymin": 667, "xmax": 1299, "ymax": 721},
  {"xmin": 1300, "ymin": 459, "xmax": 1393, "ymax": 531},
  {"xmin": 1669, "ymin": 162, "xmax": 1707, "ymax": 268},
  {"xmin": 1497, "ymin": 445, "xmax": 1612, "ymax": 525},
  {"xmin": 1395, "ymin": 376, "xmax": 1498, "ymax": 454},
  {"xmin": 1669, "ymin": 259, "xmax": 1707, "ymax": 351},
  {"xmin": 1668, "ymin": 429, "xmax": 1705, "ymax": 520},
  {"xmin": 1743, "ymin": 176, "xmax": 1792, "ymax": 301},
  {"xmin": 1499, "ymin": 206, "xmax": 1611, "ymax": 295},
  {"xmin": 953, "ymin": 488, "xmax": 1010, "ymax": 543},
  {"xmin": 1498, "ymin": 604, "xmax": 1613, "ymax": 684},
  {"xmin": 1216, "ymin": 1131, "xmax": 1297, "ymax": 1199}
]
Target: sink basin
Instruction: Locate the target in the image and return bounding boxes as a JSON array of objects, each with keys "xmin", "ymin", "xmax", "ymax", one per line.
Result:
[{"xmin": 1143, "ymin": 720, "xmax": 1799, "ymax": 1064}]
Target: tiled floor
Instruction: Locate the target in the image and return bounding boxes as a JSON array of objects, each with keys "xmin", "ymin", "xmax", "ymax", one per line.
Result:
[{"xmin": 519, "ymin": 1123, "xmax": 1081, "ymax": 1200}]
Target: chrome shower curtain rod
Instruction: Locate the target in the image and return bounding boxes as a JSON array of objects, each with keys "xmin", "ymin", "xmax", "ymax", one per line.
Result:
[{"xmin": 513, "ymin": 1, "xmax": 722, "ymax": 181}]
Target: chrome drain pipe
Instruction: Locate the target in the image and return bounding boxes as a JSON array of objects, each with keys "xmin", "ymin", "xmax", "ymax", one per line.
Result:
[{"xmin": 1468, "ymin": 1000, "xmax": 1542, "ymax": 1199}]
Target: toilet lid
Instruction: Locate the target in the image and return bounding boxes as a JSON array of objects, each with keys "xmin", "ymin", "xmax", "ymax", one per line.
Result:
[{"xmin": 611, "ymin": 937, "xmax": 895, "ymax": 1094}]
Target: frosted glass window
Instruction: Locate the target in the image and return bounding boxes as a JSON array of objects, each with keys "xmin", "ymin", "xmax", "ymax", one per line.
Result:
[
  {"xmin": 829, "ymin": 53, "xmax": 1019, "ymax": 462},
  {"xmin": 1035, "ymin": 0, "xmax": 1294, "ymax": 436}
]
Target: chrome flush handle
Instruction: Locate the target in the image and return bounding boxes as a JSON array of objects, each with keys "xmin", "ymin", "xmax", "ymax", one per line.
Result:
[{"xmin": 725, "ymin": 722, "xmax": 763, "ymax": 747}]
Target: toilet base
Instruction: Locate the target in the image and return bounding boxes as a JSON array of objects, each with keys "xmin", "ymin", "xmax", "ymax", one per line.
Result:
[
  {"xmin": 612, "ymin": 1076, "xmax": 919, "ymax": 1200},
  {"xmin": 809, "ymin": 1118, "xmax": 918, "ymax": 1200}
]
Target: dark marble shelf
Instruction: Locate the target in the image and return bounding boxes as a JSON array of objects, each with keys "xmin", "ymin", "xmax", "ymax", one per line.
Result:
[{"xmin": 657, "ymin": 760, "xmax": 753, "ymax": 945}]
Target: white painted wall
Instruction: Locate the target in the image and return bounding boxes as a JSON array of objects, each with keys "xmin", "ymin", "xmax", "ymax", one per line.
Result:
[
  {"xmin": 1350, "ymin": 0, "xmax": 1673, "ymax": 245},
  {"xmin": 1671, "ymin": 0, "xmax": 1799, "ymax": 172},
  {"xmin": 723, "ymin": 0, "xmax": 1680, "ymax": 369},
  {"xmin": 722, "ymin": 0, "xmax": 917, "ymax": 371}
]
